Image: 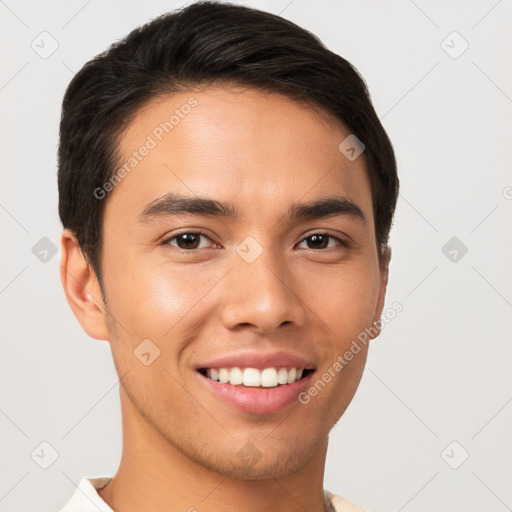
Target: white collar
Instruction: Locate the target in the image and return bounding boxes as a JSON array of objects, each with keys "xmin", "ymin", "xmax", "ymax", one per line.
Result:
[{"xmin": 60, "ymin": 477, "xmax": 369, "ymax": 512}]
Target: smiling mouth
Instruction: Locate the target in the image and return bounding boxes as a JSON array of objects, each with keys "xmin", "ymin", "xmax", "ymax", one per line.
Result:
[{"xmin": 197, "ymin": 367, "xmax": 315, "ymax": 387}]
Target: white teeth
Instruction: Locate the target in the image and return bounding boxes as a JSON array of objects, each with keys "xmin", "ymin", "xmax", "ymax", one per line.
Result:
[
  {"xmin": 204, "ymin": 366, "xmax": 308, "ymax": 387},
  {"xmin": 229, "ymin": 367, "xmax": 243, "ymax": 385},
  {"xmin": 261, "ymin": 368, "xmax": 278, "ymax": 388},
  {"xmin": 287, "ymin": 367, "xmax": 297, "ymax": 384},
  {"xmin": 219, "ymin": 368, "xmax": 229, "ymax": 383},
  {"xmin": 243, "ymin": 368, "xmax": 261, "ymax": 387},
  {"xmin": 277, "ymin": 367, "xmax": 289, "ymax": 385}
]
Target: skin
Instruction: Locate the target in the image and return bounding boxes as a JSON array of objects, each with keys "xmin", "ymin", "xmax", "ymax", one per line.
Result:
[{"xmin": 60, "ymin": 86, "xmax": 391, "ymax": 512}]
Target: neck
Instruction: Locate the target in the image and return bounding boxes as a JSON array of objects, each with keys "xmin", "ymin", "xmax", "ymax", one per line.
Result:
[{"xmin": 98, "ymin": 385, "xmax": 330, "ymax": 512}]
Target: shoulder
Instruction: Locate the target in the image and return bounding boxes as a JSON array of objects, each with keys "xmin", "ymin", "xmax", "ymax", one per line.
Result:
[{"xmin": 325, "ymin": 490, "xmax": 373, "ymax": 512}]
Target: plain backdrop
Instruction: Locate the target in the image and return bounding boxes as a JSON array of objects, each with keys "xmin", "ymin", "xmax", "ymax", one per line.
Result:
[{"xmin": 1, "ymin": 1, "xmax": 511, "ymax": 511}]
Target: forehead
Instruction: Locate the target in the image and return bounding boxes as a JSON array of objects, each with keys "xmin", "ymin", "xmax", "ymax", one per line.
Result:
[{"xmin": 106, "ymin": 86, "xmax": 374, "ymax": 227}]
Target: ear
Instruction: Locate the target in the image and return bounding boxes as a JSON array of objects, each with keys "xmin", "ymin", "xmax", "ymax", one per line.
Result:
[
  {"xmin": 370, "ymin": 245, "xmax": 392, "ymax": 339},
  {"xmin": 60, "ymin": 229, "xmax": 109, "ymax": 341}
]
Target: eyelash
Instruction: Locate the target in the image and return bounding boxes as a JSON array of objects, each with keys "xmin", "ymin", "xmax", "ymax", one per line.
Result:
[{"xmin": 161, "ymin": 230, "xmax": 350, "ymax": 251}]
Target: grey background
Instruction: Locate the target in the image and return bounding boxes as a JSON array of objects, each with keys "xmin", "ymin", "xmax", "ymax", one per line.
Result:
[{"xmin": 1, "ymin": 0, "xmax": 511, "ymax": 511}]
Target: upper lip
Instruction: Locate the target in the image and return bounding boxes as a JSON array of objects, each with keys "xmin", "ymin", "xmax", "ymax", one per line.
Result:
[{"xmin": 196, "ymin": 350, "xmax": 317, "ymax": 370}]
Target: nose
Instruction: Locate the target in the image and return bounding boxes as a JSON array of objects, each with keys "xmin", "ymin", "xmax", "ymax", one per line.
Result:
[{"xmin": 220, "ymin": 247, "xmax": 307, "ymax": 333}]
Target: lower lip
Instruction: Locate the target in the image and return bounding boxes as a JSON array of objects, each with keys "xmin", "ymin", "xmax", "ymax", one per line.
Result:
[{"xmin": 197, "ymin": 371, "xmax": 315, "ymax": 415}]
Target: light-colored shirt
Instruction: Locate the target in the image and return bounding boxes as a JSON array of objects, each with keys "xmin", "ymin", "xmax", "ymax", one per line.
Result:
[{"xmin": 59, "ymin": 477, "xmax": 371, "ymax": 512}]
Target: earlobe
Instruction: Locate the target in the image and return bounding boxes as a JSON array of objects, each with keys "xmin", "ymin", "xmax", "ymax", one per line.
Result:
[
  {"xmin": 370, "ymin": 245, "xmax": 392, "ymax": 339},
  {"xmin": 60, "ymin": 229, "xmax": 109, "ymax": 341}
]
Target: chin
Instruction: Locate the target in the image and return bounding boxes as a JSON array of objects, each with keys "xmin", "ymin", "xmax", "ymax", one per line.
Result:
[{"xmin": 208, "ymin": 448, "xmax": 311, "ymax": 481}]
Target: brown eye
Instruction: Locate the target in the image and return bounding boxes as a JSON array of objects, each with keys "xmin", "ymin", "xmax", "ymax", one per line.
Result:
[
  {"xmin": 297, "ymin": 233, "xmax": 347, "ymax": 250},
  {"xmin": 165, "ymin": 232, "xmax": 213, "ymax": 250}
]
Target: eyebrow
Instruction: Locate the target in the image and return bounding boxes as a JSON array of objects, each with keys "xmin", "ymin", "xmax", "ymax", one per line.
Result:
[{"xmin": 137, "ymin": 192, "xmax": 366, "ymax": 225}]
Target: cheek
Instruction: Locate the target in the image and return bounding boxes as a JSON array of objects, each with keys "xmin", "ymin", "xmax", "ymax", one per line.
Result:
[
  {"xmin": 103, "ymin": 251, "xmax": 184, "ymax": 319},
  {"xmin": 303, "ymin": 260, "xmax": 380, "ymax": 337},
  {"xmin": 103, "ymin": 253, "xmax": 225, "ymax": 344}
]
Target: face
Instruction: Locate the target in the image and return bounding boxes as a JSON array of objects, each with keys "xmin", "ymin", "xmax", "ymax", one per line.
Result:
[{"xmin": 75, "ymin": 86, "xmax": 389, "ymax": 479}]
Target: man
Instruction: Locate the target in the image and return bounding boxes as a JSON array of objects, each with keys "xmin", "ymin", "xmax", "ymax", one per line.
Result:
[{"xmin": 58, "ymin": 1, "xmax": 398, "ymax": 511}]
